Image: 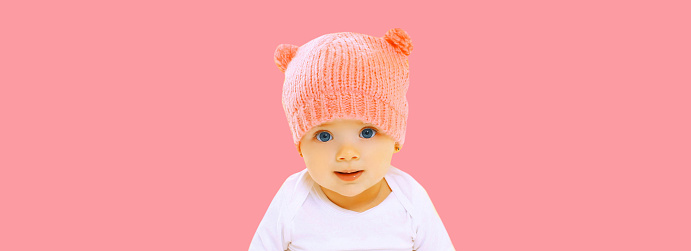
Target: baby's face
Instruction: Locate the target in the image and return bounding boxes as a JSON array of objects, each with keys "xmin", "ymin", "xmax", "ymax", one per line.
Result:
[{"xmin": 298, "ymin": 118, "xmax": 397, "ymax": 197}]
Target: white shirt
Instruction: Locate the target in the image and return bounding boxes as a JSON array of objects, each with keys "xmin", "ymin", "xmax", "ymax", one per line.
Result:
[{"xmin": 249, "ymin": 165, "xmax": 455, "ymax": 251}]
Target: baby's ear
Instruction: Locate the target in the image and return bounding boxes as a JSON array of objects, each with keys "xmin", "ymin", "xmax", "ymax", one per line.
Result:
[
  {"xmin": 297, "ymin": 141, "xmax": 303, "ymax": 157},
  {"xmin": 383, "ymin": 28, "xmax": 413, "ymax": 56},
  {"xmin": 274, "ymin": 44, "xmax": 299, "ymax": 73}
]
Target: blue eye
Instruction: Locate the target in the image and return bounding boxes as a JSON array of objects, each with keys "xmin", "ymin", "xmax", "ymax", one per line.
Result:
[
  {"xmin": 316, "ymin": 131, "xmax": 332, "ymax": 142},
  {"xmin": 360, "ymin": 128, "xmax": 377, "ymax": 139}
]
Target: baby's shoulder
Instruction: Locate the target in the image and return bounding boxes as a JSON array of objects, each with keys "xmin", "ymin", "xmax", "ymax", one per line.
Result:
[
  {"xmin": 387, "ymin": 166, "xmax": 441, "ymax": 227},
  {"xmin": 274, "ymin": 169, "xmax": 312, "ymax": 207},
  {"xmin": 284, "ymin": 168, "xmax": 308, "ymax": 185},
  {"xmin": 277, "ymin": 168, "xmax": 310, "ymax": 192},
  {"xmin": 388, "ymin": 166, "xmax": 424, "ymax": 192},
  {"xmin": 387, "ymin": 166, "xmax": 431, "ymax": 205}
]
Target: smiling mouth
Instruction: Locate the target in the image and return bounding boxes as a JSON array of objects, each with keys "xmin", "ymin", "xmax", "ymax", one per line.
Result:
[
  {"xmin": 334, "ymin": 170, "xmax": 364, "ymax": 181},
  {"xmin": 335, "ymin": 170, "xmax": 363, "ymax": 174}
]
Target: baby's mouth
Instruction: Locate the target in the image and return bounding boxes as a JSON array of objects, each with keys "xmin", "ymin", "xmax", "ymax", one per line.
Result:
[
  {"xmin": 334, "ymin": 170, "xmax": 364, "ymax": 181},
  {"xmin": 335, "ymin": 170, "xmax": 363, "ymax": 174}
]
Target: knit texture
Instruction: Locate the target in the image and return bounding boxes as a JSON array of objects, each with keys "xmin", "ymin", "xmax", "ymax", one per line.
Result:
[{"xmin": 274, "ymin": 28, "xmax": 413, "ymax": 149}]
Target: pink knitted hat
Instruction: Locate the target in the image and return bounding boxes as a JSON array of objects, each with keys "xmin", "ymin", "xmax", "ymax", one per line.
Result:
[{"xmin": 274, "ymin": 28, "xmax": 413, "ymax": 150}]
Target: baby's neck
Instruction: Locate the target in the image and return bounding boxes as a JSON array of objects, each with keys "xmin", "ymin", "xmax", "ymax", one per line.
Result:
[{"xmin": 321, "ymin": 179, "xmax": 392, "ymax": 213}]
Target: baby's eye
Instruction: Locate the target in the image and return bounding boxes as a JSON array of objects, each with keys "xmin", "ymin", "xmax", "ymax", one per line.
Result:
[
  {"xmin": 316, "ymin": 131, "xmax": 332, "ymax": 142},
  {"xmin": 360, "ymin": 128, "xmax": 377, "ymax": 139}
]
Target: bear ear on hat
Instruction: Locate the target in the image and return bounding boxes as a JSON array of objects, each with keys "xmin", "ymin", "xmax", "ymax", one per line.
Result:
[
  {"xmin": 274, "ymin": 44, "xmax": 299, "ymax": 73},
  {"xmin": 383, "ymin": 28, "xmax": 413, "ymax": 56}
]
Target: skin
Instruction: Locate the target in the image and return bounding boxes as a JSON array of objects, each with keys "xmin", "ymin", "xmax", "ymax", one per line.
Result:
[{"xmin": 297, "ymin": 118, "xmax": 401, "ymax": 213}]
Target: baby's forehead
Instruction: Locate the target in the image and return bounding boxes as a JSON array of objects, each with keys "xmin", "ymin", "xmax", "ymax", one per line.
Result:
[{"xmin": 314, "ymin": 119, "xmax": 376, "ymax": 128}]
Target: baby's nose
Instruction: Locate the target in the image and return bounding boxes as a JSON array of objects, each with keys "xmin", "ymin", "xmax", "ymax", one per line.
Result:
[
  {"xmin": 338, "ymin": 154, "xmax": 359, "ymax": 161},
  {"xmin": 337, "ymin": 147, "xmax": 360, "ymax": 161}
]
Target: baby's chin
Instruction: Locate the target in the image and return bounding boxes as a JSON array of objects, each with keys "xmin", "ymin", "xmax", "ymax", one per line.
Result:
[
  {"xmin": 321, "ymin": 184, "xmax": 367, "ymax": 197},
  {"xmin": 336, "ymin": 188, "xmax": 367, "ymax": 197}
]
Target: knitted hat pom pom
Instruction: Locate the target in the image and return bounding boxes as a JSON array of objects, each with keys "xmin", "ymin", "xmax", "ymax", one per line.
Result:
[
  {"xmin": 383, "ymin": 28, "xmax": 413, "ymax": 56},
  {"xmin": 274, "ymin": 44, "xmax": 299, "ymax": 73}
]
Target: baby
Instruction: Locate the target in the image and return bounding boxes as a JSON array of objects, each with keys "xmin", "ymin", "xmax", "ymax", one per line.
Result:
[{"xmin": 249, "ymin": 28, "xmax": 455, "ymax": 250}]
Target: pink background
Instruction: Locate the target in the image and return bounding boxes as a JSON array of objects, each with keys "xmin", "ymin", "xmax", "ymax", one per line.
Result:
[{"xmin": 1, "ymin": 0, "xmax": 689, "ymax": 250}]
